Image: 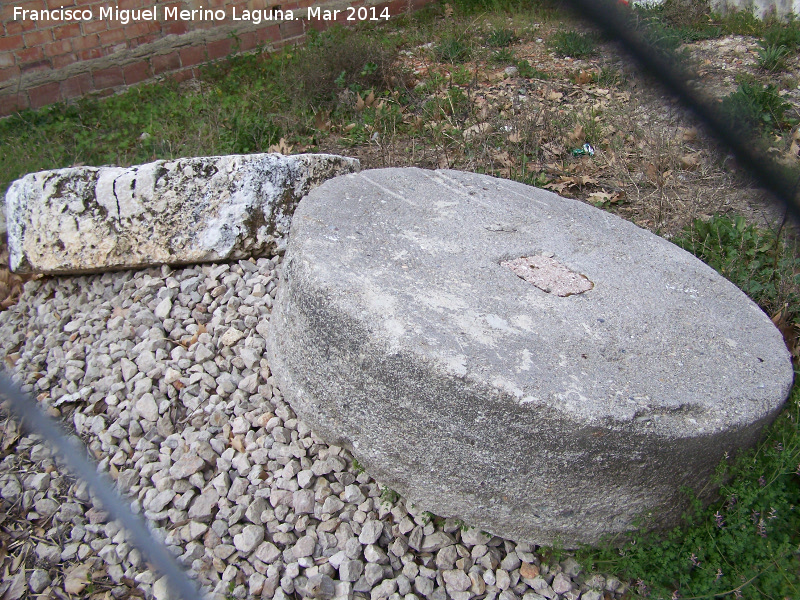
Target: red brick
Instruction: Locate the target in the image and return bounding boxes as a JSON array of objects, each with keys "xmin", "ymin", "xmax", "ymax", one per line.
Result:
[
  {"xmin": 23, "ymin": 28, "xmax": 54, "ymax": 47},
  {"xmin": 152, "ymin": 51, "xmax": 180, "ymax": 75},
  {"xmin": 279, "ymin": 17, "xmax": 305, "ymax": 38},
  {"xmin": 79, "ymin": 47, "xmax": 104, "ymax": 60},
  {"xmin": 256, "ymin": 24, "xmax": 281, "ymax": 43},
  {"xmin": 0, "ymin": 35, "xmax": 23, "ymax": 53},
  {"xmin": 71, "ymin": 34, "xmax": 100, "ymax": 51},
  {"xmin": 179, "ymin": 45, "xmax": 207, "ymax": 68},
  {"xmin": 53, "ymin": 22, "xmax": 82, "ymax": 40},
  {"xmin": 20, "ymin": 59, "xmax": 50, "ymax": 74},
  {"xmin": 60, "ymin": 72, "xmax": 93, "ymax": 98},
  {"xmin": 163, "ymin": 22, "xmax": 188, "ymax": 36},
  {"xmin": 5, "ymin": 22, "xmax": 25, "ymax": 36},
  {"xmin": 29, "ymin": 81, "xmax": 61, "ymax": 109},
  {"xmin": 16, "ymin": 46, "xmax": 44, "ymax": 63},
  {"xmin": 98, "ymin": 27, "xmax": 126, "ymax": 46},
  {"xmin": 0, "ymin": 65, "xmax": 21, "ymax": 83},
  {"xmin": 238, "ymin": 30, "xmax": 259, "ymax": 51},
  {"xmin": 123, "ymin": 22, "xmax": 151, "ymax": 39},
  {"xmin": 170, "ymin": 67, "xmax": 192, "ymax": 83},
  {"xmin": 44, "ymin": 0, "xmax": 76, "ymax": 8},
  {"xmin": 123, "ymin": 59, "xmax": 151, "ymax": 84},
  {"xmin": 82, "ymin": 19, "xmax": 108, "ymax": 34},
  {"xmin": 129, "ymin": 33, "xmax": 158, "ymax": 48},
  {"xmin": 0, "ymin": 93, "xmax": 30, "ymax": 117},
  {"xmin": 206, "ymin": 38, "xmax": 233, "ymax": 60},
  {"xmin": 0, "ymin": 53, "xmax": 15, "ymax": 68},
  {"xmin": 44, "ymin": 40, "xmax": 73, "ymax": 57},
  {"xmin": 93, "ymin": 65, "xmax": 124, "ymax": 88},
  {"xmin": 118, "ymin": 0, "xmax": 149, "ymax": 8},
  {"xmin": 52, "ymin": 52, "xmax": 78, "ymax": 68}
]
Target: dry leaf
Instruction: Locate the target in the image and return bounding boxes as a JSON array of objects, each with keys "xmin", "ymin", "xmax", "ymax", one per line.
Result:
[
  {"xmin": 314, "ymin": 109, "xmax": 331, "ymax": 132},
  {"xmin": 568, "ymin": 124, "xmax": 585, "ymax": 143},
  {"xmin": 64, "ymin": 564, "xmax": 92, "ymax": 595},
  {"xmin": 645, "ymin": 162, "xmax": 659, "ymax": 183},
  {"xmin": 574, "ymin": 69, "xmax": 592, "ymax": 85},
  {"xmin": 355, "ymin": 93, "xmax": 365, "ymax": 112},
  {"xmin": 507, "ymin": 132, "xmax": 521, "ymax": 143},
  {"xmin": 589, "ymin": 191, "xmax": 613, "ymax": 204},
  {"xmin": 267, "ymin": 138, "xmax": 293, "ymax": 154},
  {"xmin": 546, "ymin": 91, "xmax": 563, "ymax": 102},
  {"xmin": 463, "ymin": 122, "xmax": 492, "ymax": 140},
  {"xmin": 364, "ymin": 91, "xmax": 375, "ymax": 107},
  {"xmin": 680, "ymin": 154, "xmax": 701, "ymax": 170},
  {"xmin": 2, "ymin": 569, "xmax": 25, "ymax": 600},
  {"xmin": 444, "ymin": 2, "xmax": 453, "ymax": 17},
  {"xmin": 681, "ymin": 127, "xmax": 698, "ymax": 142},
  {"xmin": 343, "ymin": 123, "xmax": 357, "ymax": 132}
]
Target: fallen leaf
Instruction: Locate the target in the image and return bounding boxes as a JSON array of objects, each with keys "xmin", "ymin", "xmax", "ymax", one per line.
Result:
[
  {"xmin": 343, "ymin": 123, "xmax": 357, "ymax": 132},
  {"xmin": 546, "ymin": 91, "xmax": 563, "ymax": 102},
  {"xmin": 574, "ymin": 69, "xmax": 592, "ymax": 85},
  {"xmin": 507, "ymin": 132, "xmax": 521, "ymax": 143},
  {"xmin": 568, "ymin": 124, "xmax": 585, "ymax": 143},
  {"xmin": 364, "ymin": 91, "xmax": 375, "ymax": 107},
  {"xmin": 645, "ymin": 162, "xmax": 659, "ymax": 184},
  {"xmin": 355, "ymin": 93, "xmax": 365, "ymax": 112},
  {"xmin": 680, "ymin": 154, "xmax": 701, "ymax": 170},
  {"xmin": 463, "ymin": 122, "xmax": 492, "ymax": 140},
  {"xmin": 589, "ymin": 191, "xmax": 613, "ymax": 205},
  {"xmin": 444, "ymin": 2, "xmax": 453, "ymax": 17},
  {"xmin": 681, "ymin": 127, "xmax": 698, "ymax": 142},
  {"xmin": 313, "ymin": 109, "xmax": 331, "ymax": 132},
  {"xmin": 267, "ymin": 138, "xmax": 293, "ymax": 154},
  {"xmin": 2, "ymin": 569, "xmax": 25, "ymax": 600}
]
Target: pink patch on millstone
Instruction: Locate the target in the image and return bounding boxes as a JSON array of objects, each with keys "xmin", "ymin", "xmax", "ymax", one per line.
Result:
[{"xmin": 501, "ymin": 255, "xmax": 593, "ymax": 296}]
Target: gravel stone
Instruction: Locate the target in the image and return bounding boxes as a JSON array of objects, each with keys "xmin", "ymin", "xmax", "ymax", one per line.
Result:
[
  {"xmin": 359, "ymin": 520, "xmax": 384, "ymax": 545},
  {"xmin": 28, "ymin": 568, "xmax": 51, "ymax": 593}
]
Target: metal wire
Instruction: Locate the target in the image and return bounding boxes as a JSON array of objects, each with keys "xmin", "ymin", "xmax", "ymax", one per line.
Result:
[
  {"xmin": 561, "ymin": 0, "xmax": 800, "ymax": 224},
  {"xmin": 0, "ymin": 371, "xmax": 202, "ymax": 600}
]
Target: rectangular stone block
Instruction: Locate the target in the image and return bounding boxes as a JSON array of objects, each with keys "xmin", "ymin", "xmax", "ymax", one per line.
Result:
[{"xmin": 6, "ymin": 153, "xmax": 360, "ymax": 274}]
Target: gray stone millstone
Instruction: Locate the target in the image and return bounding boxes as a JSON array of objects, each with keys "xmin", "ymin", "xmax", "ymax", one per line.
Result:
[
  {"xmin": 267, "ymin": 167, "xmax": 793, "ymax": 547},
  {"xmin": 5, "ymin": 153, "xmax": 359, "ymax": 274}
]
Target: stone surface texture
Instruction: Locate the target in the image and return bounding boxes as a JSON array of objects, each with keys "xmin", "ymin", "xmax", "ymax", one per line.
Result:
[
  {"xmin": 5, "ymin": 153, "xmax": 359, "ymax": 274},
  {"xmin": 267, "ymin": 167, "xmax": 793, "ymax": 547}
]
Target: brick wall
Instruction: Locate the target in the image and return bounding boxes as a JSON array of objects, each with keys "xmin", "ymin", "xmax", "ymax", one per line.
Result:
[{"xmin": 1, "ymin": 0, "xmax": 433, "ymax": 117}]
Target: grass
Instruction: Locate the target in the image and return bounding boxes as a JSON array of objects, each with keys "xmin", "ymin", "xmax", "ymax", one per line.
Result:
[
  {"xmin": 721, "ymin": 78, "xmax": 791, "ymax": 134},
  {"xmin": 549, "ymin": 30, "xmax": 597, "ymax": 58}
]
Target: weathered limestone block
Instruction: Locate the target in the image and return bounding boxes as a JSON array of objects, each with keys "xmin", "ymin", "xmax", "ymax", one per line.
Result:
[
  {"xmin": 5, "ymin": 153, "xmax": 359, "ymax": 274},
  {"xmin": 267, "ymin": 167, "xmax": 793, "ymax": 547}
]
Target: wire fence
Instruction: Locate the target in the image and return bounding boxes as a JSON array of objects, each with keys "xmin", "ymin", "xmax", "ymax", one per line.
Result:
[
  {"xmin": 562, "ymin": 0, "xmax": 800, "ymax": 224},
  {"xmin": 2, "ymin": 2, "xmax": 799, "ymax": 600}
]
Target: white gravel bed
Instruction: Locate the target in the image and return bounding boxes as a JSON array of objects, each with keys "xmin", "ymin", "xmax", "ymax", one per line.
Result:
[{"xmin": 0, "ymin": 255, "xmax": 627, "ymax": 600}]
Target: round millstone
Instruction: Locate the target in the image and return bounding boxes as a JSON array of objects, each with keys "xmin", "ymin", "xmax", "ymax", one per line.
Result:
[{"xmin": 267, "ymin": 167, "xmax": 793, "ymax": 547}]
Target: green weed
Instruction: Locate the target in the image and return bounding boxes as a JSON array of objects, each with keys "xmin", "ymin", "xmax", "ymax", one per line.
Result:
[
  {"xmin": 490, "ymin": 48, "xmax": 516, "ymax": 64},
  {"xmin": 721, "ymin": 79, "xmax": 791, "ymax": 133},
  {"xmin": 516, "ymin": 59, "xmax": 549, "ymax": 79},
  {"xmin": 436, "ymin": 36, "xmax": 473, "ymax": 63},
  {"xmin": 757, "ymin": 43, "xmax": 790, "ymax": 72},
  {"xmin": 485, "ymin": 27, "xmax": 517, "ymax": 48},
  {"xmin": 549, "ymin": 31, "xmax": 597, "ymax": 58},
  {"xmin": 380, "ymin": 485, "xmax": 401, "ymax": 504},
  {"xmin": 672, "ymin": 215, "xmax": 800, "ymax": 321},
  {"xmin": 762, "ymin": 21, "xmax": 800, "ymax": 49}
]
